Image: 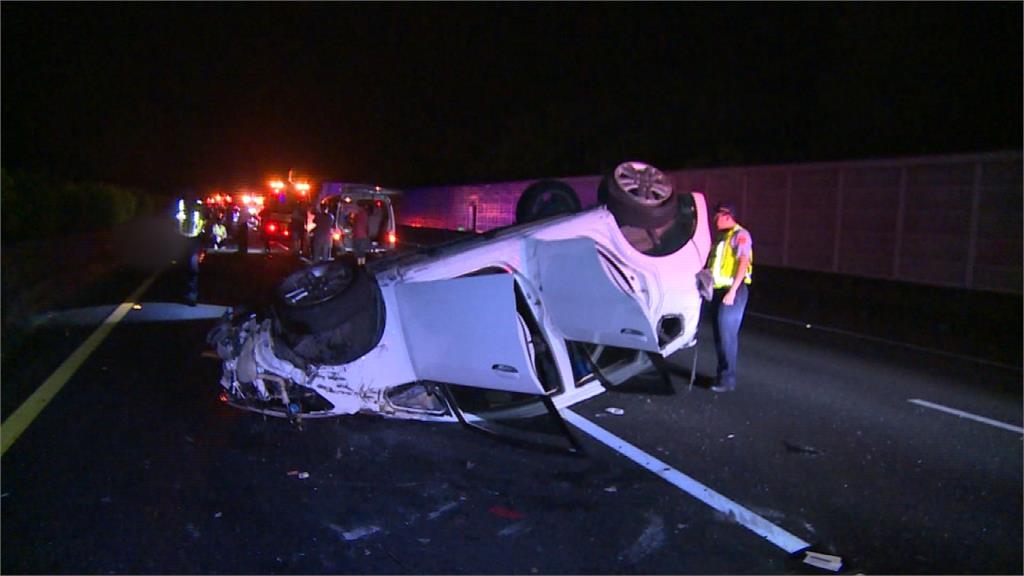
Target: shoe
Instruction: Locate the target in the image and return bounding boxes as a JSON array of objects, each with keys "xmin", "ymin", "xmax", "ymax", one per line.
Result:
[{"xmin": 710, "ymin": 377, "xmax": 735, "ymax": 392}]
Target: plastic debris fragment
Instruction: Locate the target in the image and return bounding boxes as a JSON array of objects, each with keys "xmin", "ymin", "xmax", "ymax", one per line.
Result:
[
  {"xmin": 489, "ymin": 505, "xmax": 526, "ymax": 520},
  {"xmin": 784, "ymin": 441, "xmax": 823, "ymax": 456},
  {"xmin": 605, "ymin": 407, "xmax": 625, "ymax": 415},
  {"xmin": 803, "ymin": 551, "xmax": 842, "ymax": 572}
]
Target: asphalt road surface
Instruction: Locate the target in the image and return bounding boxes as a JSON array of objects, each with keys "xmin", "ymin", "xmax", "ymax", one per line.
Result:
[{"xmin": 2, "ymin": 238, "xmax": 1021, "ymax": 574}]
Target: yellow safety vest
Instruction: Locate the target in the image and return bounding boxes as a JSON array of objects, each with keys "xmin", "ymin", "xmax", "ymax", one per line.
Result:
[{"xmin": 710, "ymin": 225, "xmax": 753, "ymax": 288}]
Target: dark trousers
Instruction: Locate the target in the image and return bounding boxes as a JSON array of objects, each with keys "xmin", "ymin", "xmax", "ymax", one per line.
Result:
[
  {"xmin": 236, "ymin": 226, "xmax": 248, "ymax": 254},
  {"xmin": 709, "ymin": 283, "xmax": 749, "ymax": 388},
  {"xmin": 186, "ymin": 250, "xmax": 201, "ymax": 305}
]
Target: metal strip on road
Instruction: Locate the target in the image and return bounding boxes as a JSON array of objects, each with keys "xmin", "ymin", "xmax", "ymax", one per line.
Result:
[
  {"xmin": 562, "ymin": 409, "xmax": 812, "ymax": 554},
  {"xmin": 0, "ymin": 269, "xmax": 162, "ymax": 456},
  {"xmin": 908, "ymin": 398, "xmax": 1024, "ymax": 434}
]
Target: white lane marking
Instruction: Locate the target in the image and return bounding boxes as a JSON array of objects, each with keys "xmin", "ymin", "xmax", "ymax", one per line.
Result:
[
  {"xmin": 562, "ymin": 409, "xmax": 811, "ymax": 554},
  {"xmin": 747, "ymin": 312, "xmax": 1020, "ymax": 372},
  {"xmin": 908, "ymin": 398, "xmax": 1024, "ymax": 434}
]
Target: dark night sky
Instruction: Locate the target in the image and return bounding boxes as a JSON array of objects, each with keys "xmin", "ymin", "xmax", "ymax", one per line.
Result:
[{"xmin": 2, "ymin": 4, "xmax": 1021, "ymax": 191}]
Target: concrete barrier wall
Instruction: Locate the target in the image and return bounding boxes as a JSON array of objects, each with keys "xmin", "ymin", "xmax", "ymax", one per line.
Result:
[{"xmin": 399, "ymin": 151, "xmax": 1022, "ymax": 294}]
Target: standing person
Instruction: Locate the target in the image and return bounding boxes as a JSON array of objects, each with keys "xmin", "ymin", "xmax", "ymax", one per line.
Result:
[
  {"xmin": 311, "ymin": 203, "xmax": 335, "ymax": 263},
  {"xmin": 185, "ymin": 227, "xmax": 210, "ymax": 306},
  {"xmin": 211, "ymin": 216, "xmax": 227, "ymax": 250},
  {"xmin": 258, "ymin": 205, "xmax": 272, "ymax": 253},
  {"xmin": 705, "ymin": 201, "xmax": 753, "ymax": 392},
  {"xmin": 290, "ymin": 203, "xmax": 308, "ymax": 258},
  {"xmin": 366, "ymin": 201, "xmax": 384, "ymax": 242},
  {"xmin": 351, "ymin": 203, "xmax": 370, "ymax": 266},
  {"xmin": 236, "ymin": 207, "xmax": 250, "ymax": 255}
]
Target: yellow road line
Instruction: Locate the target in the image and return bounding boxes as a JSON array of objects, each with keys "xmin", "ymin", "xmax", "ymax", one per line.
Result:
[{"xmin": 1, "ymin": 269, "xmax": 162, "ymax": 456}]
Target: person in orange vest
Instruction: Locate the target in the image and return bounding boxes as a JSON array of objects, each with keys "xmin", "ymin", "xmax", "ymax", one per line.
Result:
[{"xmin": 705, "ymin": 201, "xmax": 753, "ymax": 392}]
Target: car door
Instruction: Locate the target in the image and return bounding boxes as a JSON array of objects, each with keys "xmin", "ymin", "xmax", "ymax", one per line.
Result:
[
  {"xmin": 395, "ymin": 274, "xmax": 546, "ymax": 395},
  {"xmin": 527, "ymin": 237, "xmax": 661, "ymax": 352}
]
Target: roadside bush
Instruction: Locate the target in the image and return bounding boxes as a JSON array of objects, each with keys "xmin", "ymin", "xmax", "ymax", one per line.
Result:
[{"xmin": 1, "ymin": 168, "xmax": 157, "ymax": 242}]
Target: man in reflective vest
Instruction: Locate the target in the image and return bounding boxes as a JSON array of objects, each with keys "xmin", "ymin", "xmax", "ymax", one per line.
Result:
[{"xmin": 706, "ymin": 201, "xmax": 753, "ymax": 392}]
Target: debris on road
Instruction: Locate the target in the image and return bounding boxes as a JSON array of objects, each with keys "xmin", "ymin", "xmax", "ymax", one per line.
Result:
[
  {"xmin": 802, "ymin": 551, "xmax": 843, "ymax": 572},
  {"xmin": 298, "ymin": 472, "xmax": 310, "ymax": 479},
  {"xmin": 427, "ymin": 501, "xmax": 460, "ymax": 520},
  {"xmin": 489, "ymin": 505, "xmax": 527, "ymax": 520},
  {"xmin": 604, "ymin": 486, "xmax": 618, "ymax": 493},
  {"xmin": 329, "ymin": 523, "xmax": 382, "ymax": 541},
  {"xmin": 214, "ymin": 512, "xmax": 222, "ymax": 518},
  {"xmin": 498, "ymin": 521, "xmax": 531, "ymax": 537},
  {"xmin": 726, "ymin": 434, "xmax": 735, "ymax": 439},
  {"xmin": 605, "ymin": 407, "xmax": 625, "ymax": 415},
  {"xmin": 784, "ymin": 441, "xmax": 824, "ymax": 456},
  {"xmin": 623, "ymin": 514, "xmax": 665, "ymax": 564}
]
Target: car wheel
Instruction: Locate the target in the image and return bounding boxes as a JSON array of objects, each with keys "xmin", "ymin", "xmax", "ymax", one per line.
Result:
[
  {"xmin": 515, "ymin": 180, "xmax": 582, "ymax": 224},
  {"xmin": 598, "ymin": 161, "xmax": 679, "ymax": 228},
  {"xmin": 274, "ymin": 261, "xmax": 374, "ymax": 334}
]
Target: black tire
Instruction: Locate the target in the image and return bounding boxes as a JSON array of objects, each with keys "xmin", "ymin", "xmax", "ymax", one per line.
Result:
[
  {"xmin": 515, "ymin": 180, "xmax": 582, "ymax": 224},
  {"xmin": 598, "ymin": 161, "xmax": 679, "ymax": 228},
  {"xmin": 274, "ymin": 261, "xmax": 376, "ymax": 334}
]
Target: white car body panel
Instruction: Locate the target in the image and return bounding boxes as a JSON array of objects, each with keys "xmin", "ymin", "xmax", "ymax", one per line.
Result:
[
  {"xmin": 396, "ymin": 275, "xmax": 546, "ymax": 395},
  {"xmin": 530, "ymin": 237, "xmax": 660, "ymax": 352}
]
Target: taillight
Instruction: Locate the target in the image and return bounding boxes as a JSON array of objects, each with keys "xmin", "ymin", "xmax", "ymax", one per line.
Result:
[
  {"xmin": 268, "ymin": 223, "xmax": 277, "ymax": 233},
  {"xmin": 284, "ymin": 229, "xmax": 290, "ymax": 237},
  {"xmin": 332, "ymin": 231, "xmax": 341, "ymax": 241},
  {"xmin": 387, "ymin": 231, "xmax": 397, "ymax": 245}
]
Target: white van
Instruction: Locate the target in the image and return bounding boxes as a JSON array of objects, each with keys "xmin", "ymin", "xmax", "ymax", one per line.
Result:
[{"xmin": 317, "ymin": 183, "xmax": 400, "ymax": 257}]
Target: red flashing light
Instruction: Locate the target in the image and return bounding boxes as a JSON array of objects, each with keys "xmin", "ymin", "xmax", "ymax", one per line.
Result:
[
  {"xmin": 387, "ymin": 231, "xmax": 397, "ymax": 245},
  {"xmin": 268, "ymin": 223, "xmax": 277, "ymax": 233}
]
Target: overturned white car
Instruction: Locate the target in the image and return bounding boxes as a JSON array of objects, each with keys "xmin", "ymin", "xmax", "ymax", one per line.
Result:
[{"xmin": 209, "ymin": 162, "xmax": 711, "ymax": 444}]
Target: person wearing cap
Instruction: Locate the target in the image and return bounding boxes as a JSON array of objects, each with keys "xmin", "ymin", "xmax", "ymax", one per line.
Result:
[{"xmin": 706, "ymin": 201, "xmax": 753, "ymax": 392}]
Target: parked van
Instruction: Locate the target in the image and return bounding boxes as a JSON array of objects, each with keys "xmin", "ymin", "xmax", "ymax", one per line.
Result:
[{"xmin": 317, "ymin": 183, "xmax": 400, "ymax": 258}]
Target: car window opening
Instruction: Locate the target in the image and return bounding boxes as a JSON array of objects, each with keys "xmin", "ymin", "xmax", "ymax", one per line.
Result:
[
  {"xmin": 569, "ymin": 341, "xmax": 646, "ymax": 388},
  {"xmin": 386, "ymin": 382, "xmax": 448, "ymax": 415}
]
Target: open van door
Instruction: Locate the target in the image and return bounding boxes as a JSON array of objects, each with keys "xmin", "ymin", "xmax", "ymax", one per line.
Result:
[
  {"xmin": 528, "ymin": 237, "xmax": 660, "ymax": 352},
  {"xmin": 395, "ymin": 274, "xmax": 545, "ymax": 395}
]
